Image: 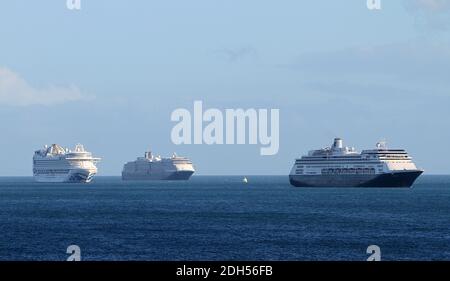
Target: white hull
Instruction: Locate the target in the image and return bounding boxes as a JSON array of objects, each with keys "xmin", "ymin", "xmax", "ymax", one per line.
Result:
[{"xmin": 33, "ymin": 169, "xmax": 96, "ymax": 183}]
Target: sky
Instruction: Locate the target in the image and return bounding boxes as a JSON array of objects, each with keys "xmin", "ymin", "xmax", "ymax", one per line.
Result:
[{"xmin": 1, "ymin": 0, "xmax": 450, "ymax": 175}]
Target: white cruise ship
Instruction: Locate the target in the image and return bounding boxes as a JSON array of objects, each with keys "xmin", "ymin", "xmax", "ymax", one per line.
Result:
[
  {"xmin": 122, "ymin": 150, "xmax": 195, "ymax": 180},
  {"xmin": 33, "ymin": 144, "xmax": 101, "ymax": 183},
  {"xmin": 289, "ymin": 138, "xmax": 423, "ymax": 187}
]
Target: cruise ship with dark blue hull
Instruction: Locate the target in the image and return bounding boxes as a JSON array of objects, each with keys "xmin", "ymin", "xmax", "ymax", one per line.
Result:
[{"xmin": 289, "ymin": 138, "xmax": 423, "ymax": 188}]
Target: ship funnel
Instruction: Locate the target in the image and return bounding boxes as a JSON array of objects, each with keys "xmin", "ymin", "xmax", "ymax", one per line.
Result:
[
  {"xmin": 376, "ymin": 141, "xmax": 387, "ymax": 149},
  {"xmin": 75, "ymin": 144, "xmax": 85, "ymax": 152},
  {"xmin": 333, "ymin": 138, "xmax": 343, "ymax": 149}
]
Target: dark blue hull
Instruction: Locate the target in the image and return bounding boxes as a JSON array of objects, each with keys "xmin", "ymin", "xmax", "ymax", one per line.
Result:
[
  {"xmin": 289, "ymin": 170, "xmax": 423, "ymax": 188},
  {"xmin": 165, "ymin": 171, "xmax": 195, "ymax": 180},
  {"xmin": 122, "ymin": 170, "xmax": 194, "ymax": 181}
]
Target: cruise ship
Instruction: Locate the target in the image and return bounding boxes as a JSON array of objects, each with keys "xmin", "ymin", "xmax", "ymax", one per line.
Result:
[
  {"xmin": 122, "ymin": 150, "xmax": 195, "ymax": 180},
  {"xmin": 289, "ymin": 138, "xmax": 423, "ymax": 187},
  {"xmin": 33, "ymin": 144, "xmax": 101, "ymax": 183}
]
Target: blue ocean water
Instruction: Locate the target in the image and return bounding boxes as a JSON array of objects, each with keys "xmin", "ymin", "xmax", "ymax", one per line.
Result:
[{"xmin": 0, "ymin": 175, "xmax": 449, "ymax": 261}]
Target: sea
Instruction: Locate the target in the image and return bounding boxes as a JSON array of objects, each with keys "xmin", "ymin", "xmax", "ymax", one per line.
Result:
[{"xmin": 0, "ymin": 175, "xmax": 449, "ymax": 261}]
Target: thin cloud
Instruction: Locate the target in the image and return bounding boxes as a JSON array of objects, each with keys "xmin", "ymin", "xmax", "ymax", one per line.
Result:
[
  {"xmin": 215, "ymin": 47, "xmax": 258, "ymax": 62},
  {"xmin": 404, "ymin": 0, "xmax": 450, "ymax": 30},
  {"xmin": 0, "ymin": 67, "xmax": 90, "ymax": 106},
  {"xmin": 286, "ymin": 42, "xmax": 450, "ymax": 84},
  {"xmin": 406, "ymin": 0, "xmax": 450, "ymax": 12},
  {"xmin": 281, "ymin": 41, "xmax": 450, "ymax": 105}
]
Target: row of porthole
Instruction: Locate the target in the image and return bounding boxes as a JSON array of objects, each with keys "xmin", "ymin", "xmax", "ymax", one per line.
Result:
[{"xmin": 321, "ymin": 168, "xmax": 376, "ymax": 175}]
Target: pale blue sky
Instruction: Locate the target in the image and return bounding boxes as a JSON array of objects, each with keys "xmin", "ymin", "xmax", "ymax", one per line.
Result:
[{"xmin": 1, "ymin": 0, "xmax": 450, "ymax": 175}]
